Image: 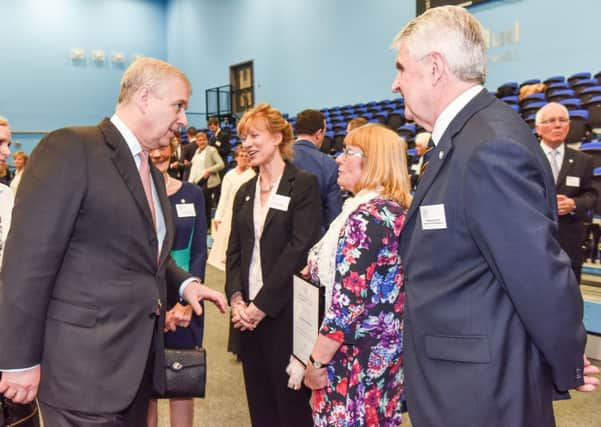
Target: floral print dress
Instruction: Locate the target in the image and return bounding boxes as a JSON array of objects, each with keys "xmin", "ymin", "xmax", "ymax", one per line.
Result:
[{"xmin": 309, "ymin": 198, "xmax": 406, "ymax": 427}]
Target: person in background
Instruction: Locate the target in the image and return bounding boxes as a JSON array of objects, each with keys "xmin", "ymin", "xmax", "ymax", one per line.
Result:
[
  {"xmin": 409, "ymin": 131, "xmax": 432, "ymax": 190},
  {"xmin": 208, "ymin": 145, "xmax": 255, "ymax": 272},
  {"xmin": 346, "ymin": 117, "xmax": 368, "ymax": 133},
  {"xmin": 168, "ymin": 132, "xmax": 194, "ymax": 181},
  {"xmin": 391, "ymin": 6, "xmax": 599, "ymax": 426},
  {"xmin": 0, "ymin": 116, "xmax": 40, "ymax": 427},
  {"xmin": 185, "ymin": 127, "xmax": 197, "ymax": 146},
  {"xmin": 536, "ymin": 102, "xmax": 597, "ymax": 283},
  {"xmin": 303, "ymin": 124, "xmax": 411, "ymax": 427},
  {"xmin": 207, "ymin": 117, "xmax": 232, "ymax": 162},
  {"xmin": 188, "ymin": 130, "xmax": 225, "ymax": 231},
  {"xmin": 9, "ymin": 151, "xmax": 28, "ymax": 195},
  {"xmin": 0, "ymin": 115, "xmax": 14, "ymax": 270},
  {"xmin": 208, "ymin": 145, "xmax": 255, "ymax": 358},
  {"xmin": 293, "ymin": 109, "xmax": 342, "ymax": 232},
  {"xmin": 225, "ymin": 103, "xmax": 321, "ymax": 427},
  {"xmin": 147, "ymin": 139, "xmax": 208, "ymax": 427},
  {"xmin": 0, "ymin": 58, "xmax": 227, "ymax": 426}
]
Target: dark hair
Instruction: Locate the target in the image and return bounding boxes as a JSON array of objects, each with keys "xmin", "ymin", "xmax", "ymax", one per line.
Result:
[
  {"xmin": 207, "ymin": 117, "xmax": 220, "ymax": 126},
  {"xmin": 294, "ymin": 109, "xmax": 325, "ymax": 135},
  {"xmin": 186, "ymin": 126, "xmax": 197, "ymax": 137}
]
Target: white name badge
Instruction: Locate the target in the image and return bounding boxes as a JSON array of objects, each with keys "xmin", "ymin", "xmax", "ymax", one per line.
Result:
[
  {"xmin": 566, "ymin": 176, "xmax": 580, "ymax": 187},
  {"xmin": 420, "ymin": 204, "xmax": 447, "ymax": 230},
  {"xmin": 269, "ymin": 194, "xmax": 291, "ymax": 212},
  {"xmin": 176, "ymin": 203, "xmax": 196, "ymax": 218}
]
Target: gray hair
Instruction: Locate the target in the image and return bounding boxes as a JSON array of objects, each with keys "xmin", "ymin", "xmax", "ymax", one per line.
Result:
[
  {"xmin": 392, "ymin": 5, "xmax": 487, "ymax": 84},
  {"xmin": 118, "ymin": 57, "xmax": 191, "ymax": 104},
  {"xmin": 535, "ymin": 102, "xmax": 569, "ymax": 125}
]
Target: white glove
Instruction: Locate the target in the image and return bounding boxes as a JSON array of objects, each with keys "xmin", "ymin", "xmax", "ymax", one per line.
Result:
[{"xmin": 285, "ymin": 355, "xmax": 306, "ymax": 390}]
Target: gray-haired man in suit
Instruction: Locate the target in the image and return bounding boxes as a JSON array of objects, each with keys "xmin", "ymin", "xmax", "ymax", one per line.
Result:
[{"xmin": 392, "ymin": 6, "xmax": 599, "ymax": 427}]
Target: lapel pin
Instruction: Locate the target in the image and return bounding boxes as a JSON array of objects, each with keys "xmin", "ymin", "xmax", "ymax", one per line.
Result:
[
  {"xmin": 439, "ymin": 151, "xmax": 444, "ymax": 159},
  {"xmin": 181, "ymin": 199, "xmax": 186, "ymax": 203},
  {"xmin": 569, "ymin": 158, "xmax": 573, "ymax": 163},
  {"xmin": 245, "ymin": 195, "xmax": 250, "ymax": 201}
]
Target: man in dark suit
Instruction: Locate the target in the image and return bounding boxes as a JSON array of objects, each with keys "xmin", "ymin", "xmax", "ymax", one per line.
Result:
[
  {"xmin": 0, "ymin": 58, "xmax": 226, "ymax": 426},
  {"xmin": 207, "ymin": 117, "xmax": 232, "ymax": 161},
  {"xmin": 168, "ymin": 131, "xmax": 196, "ymax": 181},
  {"xmin": 292, "ymin": 109, "xmax": 342, "ymax": 231},
  {"xmin": 391, "ymin": 6, "xmax": 599, "ymax": 426},
  {"xmin": 536, "ymin": 102, "xmax": 597, "ymax": 283}
]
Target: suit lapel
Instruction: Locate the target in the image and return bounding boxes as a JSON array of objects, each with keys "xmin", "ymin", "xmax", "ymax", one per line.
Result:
[
  {"xmin": 150, "ymin": 164, "xmax": 173, "ymax": 266},
  {"xmin": 245, "ymin": 176, "xmax": 258, "ymax": 238},
  {"xmin": 263, "ymin": 162, "xmax": 295, "ymax": 232},
  {"xmin": 556, "ymin": 147, "xmax": 573, "ymax": 189},
  {"xmin": 99, "ymin": 118, "xmax": 155, "ymax": 230},
  {"xmin": 405, "ymin": 89, "xmax": 495, "ymax": 225}
]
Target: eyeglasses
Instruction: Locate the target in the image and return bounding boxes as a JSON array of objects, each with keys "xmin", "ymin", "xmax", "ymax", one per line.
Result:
[
  {"xmin": 341, "ymin": 147, "xmax": 367, "ymax": 159},
  {"xmin": 540, "ymin": 117, "xmax": 570, "ymax": 125}
]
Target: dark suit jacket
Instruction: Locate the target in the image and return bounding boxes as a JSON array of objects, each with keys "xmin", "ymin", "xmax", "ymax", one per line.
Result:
[
  {"xmin": 225, "ymin": 161, "xmax": 321, "ymax": 317},
  {"xmin": 0, "ymin": 118, "xmax": 190, "ymax": 413},
  {"xmin": 292, "ymin": 139, "xmax": 342, "ymax": 230},
  {"xmin": 210, "ymin": 128, "xmax": 232, "ymax": 161},
  {"xmin": 400, "ymin": 90, "xmax": 587, "ymax": 426},
  {"xmin": 555, "ymin": 147, "xmax": 597, "ymax": 269},
  {"xmin": 168, "ymin": 142, "xmax": 196, "ymax": 181}
]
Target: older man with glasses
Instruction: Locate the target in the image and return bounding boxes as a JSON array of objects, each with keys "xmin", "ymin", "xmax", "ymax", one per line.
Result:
[{"xmin": 536, "ymin": 102, "xmax": 597, "ymax": 282}]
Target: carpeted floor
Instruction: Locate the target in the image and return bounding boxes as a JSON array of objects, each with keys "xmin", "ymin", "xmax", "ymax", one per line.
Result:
[{"xmin": 157, "ymin": 265, "xmax": 601, "ymax": 427}]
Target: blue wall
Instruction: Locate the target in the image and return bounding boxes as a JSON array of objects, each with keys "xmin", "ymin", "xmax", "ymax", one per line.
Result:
[
  {"xmin": 168, "ymin": 0, "xmax": 601, "ymax": 122},
  {"xmin": 0, "ymin": 0, "xmax": 167, "ymax": 156},
  {"xmin": 2, "ymin": 0, "xmax": 601, "ymax": 155},
  {"xmin": 166, "ymin": 0, "xmax": 415, "ymax": 125}
]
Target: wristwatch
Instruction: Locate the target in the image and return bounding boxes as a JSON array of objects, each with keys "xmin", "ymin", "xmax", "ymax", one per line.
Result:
[{"xmin": 309, "ymin": 354, "xmax": 330, "ymax": 369}]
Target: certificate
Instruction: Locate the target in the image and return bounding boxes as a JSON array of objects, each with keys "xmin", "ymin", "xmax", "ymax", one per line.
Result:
[{"xmin": 292, "ymin": 274, "xmax": 324, "ymax": 366}]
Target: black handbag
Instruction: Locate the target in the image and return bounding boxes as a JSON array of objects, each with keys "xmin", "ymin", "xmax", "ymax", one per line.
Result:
[
  {"xmin": 154, "ymin": 347, "xmax": 206, "ymax": 399},
  {"xmin": 0, "ymin": 396, "xmax": 39, "ymax": 427}
]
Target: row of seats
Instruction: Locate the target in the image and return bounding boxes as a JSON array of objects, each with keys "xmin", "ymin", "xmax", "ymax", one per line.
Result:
[{"xmin": 495, "ymin": 72, "xmax": 601, "ymax": 144}]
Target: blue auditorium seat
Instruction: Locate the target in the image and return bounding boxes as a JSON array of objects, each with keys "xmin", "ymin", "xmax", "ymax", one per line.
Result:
[
  {"xmin": 559, "ymin": 98, "xmax": 583, "ymax": 110},
  {"xmin": 501, "ymin": 95, "xmax": 519, "ymax": 104},
  {"xmin": 568, "ymin": 72, "xmax": 592, "ymax": 84},
  {"xmin": 520, "ymin": 78, "xmax": 541, "ymax": 87},
  {"xmin": 566, "ymin": 109, "xmax": 590, "ymax": 144},
  {"xmin": 584, "ymin": 95, "xmax": 601, "ymax": 129},
  {"xmin": 543, "ymin": 75, "xmax": 565, "ymax": 84},
  {"xmin": 579, "ymin": 86, "xmax": 601, "ymax": 103},
  {"xmin": 547, "ymin": 88, "xmax": 576, "ymax": 102}
]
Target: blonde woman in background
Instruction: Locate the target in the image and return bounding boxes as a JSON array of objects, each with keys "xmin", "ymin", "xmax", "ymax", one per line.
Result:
[
  {"xmin": 10, "ymin": 151, "xmax": 28, "ymax": 194},
  {"xmin": 208, "ymin": 145, "xmax": 255, "ymax": 271}
]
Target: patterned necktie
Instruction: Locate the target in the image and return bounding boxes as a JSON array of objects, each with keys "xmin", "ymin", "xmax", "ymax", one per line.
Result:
[
  {"xmin": 138, "ymin": 151, "xmax": 157, "ymax": 228},
  {"xmin": 548, "ymin": 149, "xmax": 560, "ymax": 184},
  {"xmin": 420, "ymin": 138, "xmax": 436, "ymax": 176}
]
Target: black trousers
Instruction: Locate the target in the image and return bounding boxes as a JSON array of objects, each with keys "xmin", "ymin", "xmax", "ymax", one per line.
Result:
[{"xmin": 239, "ymin": 307, "xmax": 312, "ymax": 427}]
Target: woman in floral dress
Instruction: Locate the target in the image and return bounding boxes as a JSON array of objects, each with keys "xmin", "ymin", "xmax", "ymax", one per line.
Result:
[{"xmin": 304, "ymin": 124, "xmax": 412, "ymax": 426}]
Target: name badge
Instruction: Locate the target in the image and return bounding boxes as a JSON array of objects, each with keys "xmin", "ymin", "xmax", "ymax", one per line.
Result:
[
  {"xmin": 269, "ymin": 194, "xmax": 291, "ymax": 212},
  {"xmin": 566, "ymin": 176, "xmax": 580, "ymax": 187},
  {"xmin": 420, "ymin": 204, "xmax": 447, "ymax": 230},
  {"xmin": 176, "ymin": 203, "xmax": 196, "ymax": 218}
]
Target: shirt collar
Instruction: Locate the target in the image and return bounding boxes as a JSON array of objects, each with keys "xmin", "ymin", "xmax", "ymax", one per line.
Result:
[
  {"xmin": 111, "ymin": 114, "xmax": 143, "ymax": 158},
  {"xmin": 540, "ymin": 141, "xmax": 565, "ymax": 156},
  {"xmin": 431, "ymin": 85, "xmax": 483, "ymax": 145},
  {"xmin": 295, "ymin": 139, "xmax": 317, "ymax": 150}
]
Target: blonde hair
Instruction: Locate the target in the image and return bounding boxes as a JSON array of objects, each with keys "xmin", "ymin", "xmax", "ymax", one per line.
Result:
[
  {"xmin": 392, "ymin": 5, "xmax": 486, "ymax": 84},
  {"xmin": 118, "ymin": 57, "xmax": 191, "ymax": 104},
  {"xmin": 13, "ymin": 151, "xmax": 28, "ymax": 166},
  {"xmin": 345, "ymin": 124, "xmax": 412, "ymax": 209},
  {"xmin": 237, "ymin": 103, "xmax": 294, "ymax": 161},
  {"xmin": 0, "ymin": 115, "xmax": 9, "ymax": 128}
]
